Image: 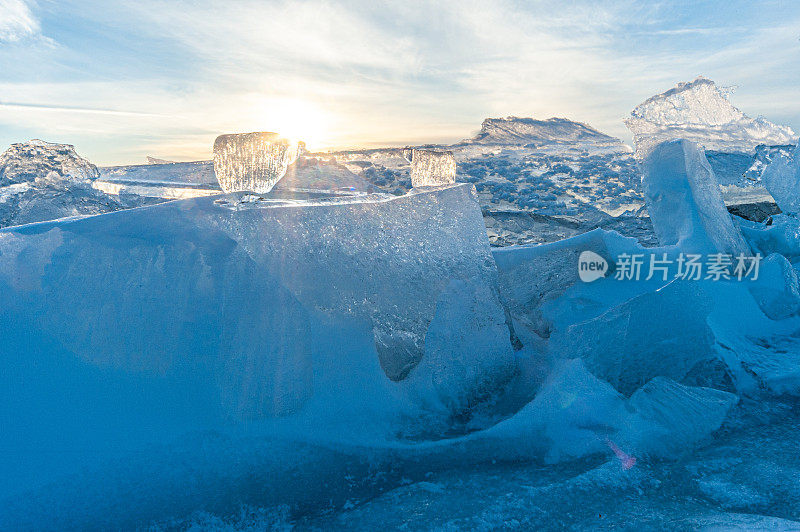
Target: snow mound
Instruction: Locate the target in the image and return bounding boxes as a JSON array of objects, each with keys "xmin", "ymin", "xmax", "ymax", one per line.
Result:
[
  {"xmin": 213, "ymin": 132, "xmax": 300, "ymax": 193},
  {"xmin": 409, "ymin": 149, "xmax": 457, "ymax": 187},
  {"xmin": 642, "ymin": 139, "xmax": 750, "ymax": 255},
  {"xmin": 0, "ymin": 139, "xmax": 99, "ymax": 185},
  {"xmin": 467, "ymin": 117, "xmax": 623, "ymax": 147},
  {"xmin": 626, "ymin": 77, "xmax": 796, "ymax": 158}
]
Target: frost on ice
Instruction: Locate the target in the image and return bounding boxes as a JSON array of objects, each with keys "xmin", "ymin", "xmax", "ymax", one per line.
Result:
[
  {"xmin": 213, "ymin": 132, "xmax": 301, "ymax": 193},
  {"xmin": 762, "ymin": 143, "xmax": 800, "ymax": 214},
  {"xmin": 626, "ymin": 77, "xmax": 796, "ymax": 159},
  {"xmin": 642, "ymin": 139, "xmax": 751, "ymax": 256},
  {"xmin": 409, "ymin": 148, "xmax": 457, "ymax": 187}
]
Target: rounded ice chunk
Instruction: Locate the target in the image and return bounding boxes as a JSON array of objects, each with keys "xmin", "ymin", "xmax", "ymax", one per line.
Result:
[{"xmin": 213, "ymin": 132, "xmax": 300, "ymax": 193}]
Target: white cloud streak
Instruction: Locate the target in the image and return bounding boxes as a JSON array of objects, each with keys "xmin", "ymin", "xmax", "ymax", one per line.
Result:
[{"xmin": 0, "ymin": 0, "xmax": 39, "ymax": 42}]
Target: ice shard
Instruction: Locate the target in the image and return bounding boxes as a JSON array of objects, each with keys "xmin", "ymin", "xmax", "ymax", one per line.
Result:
[
  {"xmin": 409, "ymin": 149, "xmax": 457, "ymax": 187},
  {"xmin": 621, "ymin": 377, "xmax": 737, "ymax": 457},
  {"xmin": 762, "ymin": 143, "xmax": 800, "ymax": 214},
  {"xmin": 559, "ymin": 280, "xmax": 717, "ymax": 395},
  {"xmin": 642, "ymin": 139, "xmax": 751, "ymax": 256},
  {"xmin": 625, "ymin": 77, "xmax": 795, "ymax": 159},
  {"xmin": 747, "ymin": 252, "xmax": 800, "ymax": 320},
  {"xmin": 213, "ymin": 132, "xmax": 300, "ymax": 193}
]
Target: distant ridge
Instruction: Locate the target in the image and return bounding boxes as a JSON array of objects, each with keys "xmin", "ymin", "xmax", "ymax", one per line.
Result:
[{"xmin": 465, "ymin": 116, "xmax": 622, "ymax": 146}]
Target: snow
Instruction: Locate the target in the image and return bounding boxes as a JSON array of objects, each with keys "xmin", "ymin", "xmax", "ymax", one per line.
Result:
[
  {"xmin": 762, "ymin": 143, "xmax": 800, "ymax": 214},
  {"xmin": 641, "ymin": 139, "xmax": 751, "ymax": 255},
  {"xmin": 409, "ymin": 148, "xmax": 457, "ymax": 187},
  {"xmin": 213, "ymin": 132, "xmax": 300, "ymax": 193},
  {"xmin": 626, "ymin": 77, "xmax": 796, "ymax": 158}
]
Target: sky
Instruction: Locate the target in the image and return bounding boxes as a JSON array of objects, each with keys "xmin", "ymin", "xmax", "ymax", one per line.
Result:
[{"xmin": 0, "ymin": 0, "xmax": 799, "ymax": 165}]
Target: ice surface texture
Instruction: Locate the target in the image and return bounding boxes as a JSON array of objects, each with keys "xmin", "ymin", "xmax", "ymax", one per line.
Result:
[
  {"xmin": 0, "ymin": 139, "xmax": 99, "ymax": 185},
  {"xmin": 762, "ymin": 143, "xmax": 800, "ymax": 214},
  {"xmin": 275, "ymin": 155, "xmax": 373, "ymax": 192},
  {"xmin": 0, "ymin": 183, "xmax": 515, "ymax": 423},
  {"xmin": 409, "ymin": 148, "xmax": 457, "ymax": 187},
  {"xmin": 621, "ymin": 377, "xmax": 737, "ymax": 457},
  {"xmin": 213, "ymin": 132, "xmax": 300, "ymax": 193},
  {"xmin": 626, "ymin": 77, "xmax": 795, "ymax": 158},
  {"xmin": 642, "ymin": 139, "xmax": 751, "ymax": 255},
  {"xmin": 100, "ymin": 160, "xmax": 218, "ymax": 186}
]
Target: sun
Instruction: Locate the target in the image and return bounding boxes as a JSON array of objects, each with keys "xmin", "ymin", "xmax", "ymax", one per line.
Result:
[{"xmin": 254, "ymin": 98, "xmax": 330, "ymax": 151}]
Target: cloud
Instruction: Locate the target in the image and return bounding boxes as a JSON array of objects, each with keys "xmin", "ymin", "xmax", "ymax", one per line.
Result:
[
  {"xmin": 1, "ymin": 0, "xmax": 799, "ymax": 163},
  {"xmin": 0, "ymin": 0, "xmax": 39, "ymax": 42},
  {"xmin": 0, "ymin": 100, "xmax": 165, "ymax": 117}
]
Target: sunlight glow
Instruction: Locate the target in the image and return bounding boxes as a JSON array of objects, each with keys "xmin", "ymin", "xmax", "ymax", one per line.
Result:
[{"xmin": 254, "ymin": 98, "xmax": 330, "ymax": 151}]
